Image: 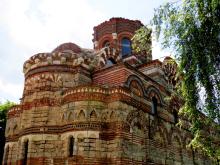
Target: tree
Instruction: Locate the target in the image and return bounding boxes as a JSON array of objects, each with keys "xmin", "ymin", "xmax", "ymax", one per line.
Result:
[
  {"xmin": 133, "ymin": 0, "xmax": 220, "ymax": 161},
  {"xmin": 0, "ymin": 101, "xmax": 15, "ymax": 164}
]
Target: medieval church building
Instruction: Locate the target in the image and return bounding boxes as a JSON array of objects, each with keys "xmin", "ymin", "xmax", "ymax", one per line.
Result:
[{"xmin": 3, "ymin": 18, "xmax": 212, "ymax": 165}]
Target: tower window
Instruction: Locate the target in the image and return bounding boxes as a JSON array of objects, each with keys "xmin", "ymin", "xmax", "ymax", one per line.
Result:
[
  {"xmin": 23, "ymin": 140, "xmax": 29, "ymax": 165},
  {"xmin": 121, "ymin": 38, "xmax": 131, "ymax": 56},
  {"xmin": 152, "ymin": 97, "xmax": 158, "ymax": 115},
  {"xmin": 69, "ymin": 136, "xmax": 74, "ymax": 157}
]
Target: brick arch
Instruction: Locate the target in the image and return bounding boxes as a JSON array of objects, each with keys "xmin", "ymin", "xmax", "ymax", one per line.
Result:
[
  {"xmin": 126, "ymin": 110, "xmax": 148, "ymax": 133},
  {"xmin": 125, "ymin": 75, "xmax": 146, "ymax": 97},
  {"xmin": 118, "ymin": 32, "xmax": 133, "ymax": 42},
  {"xmin": 155, "ymin": 125, "xmax": 169, "ymax": 147},
  {"xmin": 98, "ymin": 35, "xmax": 113, "ymax": 49},
  {"xmin": 145, "ymin": 85, "xmax": 164, "ymax": 105}
]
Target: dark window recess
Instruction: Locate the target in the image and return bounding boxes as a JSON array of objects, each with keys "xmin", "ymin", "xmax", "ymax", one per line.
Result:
[
  {"xmin": 69, "ymin": 136, "xmax": 74, "ymax": 157},
  {"xmin": 121, "ymin": 38, "xmax": 131, "ymax": 56},
  {"xmin": 23, "ymin": 140, "xmax": 28, "ymax": 165},
  {"xmin": 152, "ymin": 97, "xmax": 158, "ymax": 115}
]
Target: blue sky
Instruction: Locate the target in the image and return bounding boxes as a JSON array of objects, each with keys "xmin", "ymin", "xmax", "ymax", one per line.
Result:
[{"xmin": 0, "ymin": 0, "xmax": 170, "ymax": 103}]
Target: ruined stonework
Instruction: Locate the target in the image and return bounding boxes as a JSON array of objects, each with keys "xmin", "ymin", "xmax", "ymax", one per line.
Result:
[{"xmin": 3, "ymin": 18, "xmax": 212, "ymax": 165}]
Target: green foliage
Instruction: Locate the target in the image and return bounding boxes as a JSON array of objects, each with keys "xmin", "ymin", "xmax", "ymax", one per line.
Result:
[
  {"xmin": 0, "ymin": 101, "xmax": 15, "ymax": 163},
  {"xmin": 154, "ymin": 0, "xmax": 220, "ymax": 160},
  {"xmin": 133, "ymin": 0, "xmax": 220, "ymax": 161},
  {"xmin": 0, "ymin": 101, "xmax": 15, "ymax": 125},
  {"xmin": 132, "ymin": 26, "xmax": 152, "ymax": 54}
]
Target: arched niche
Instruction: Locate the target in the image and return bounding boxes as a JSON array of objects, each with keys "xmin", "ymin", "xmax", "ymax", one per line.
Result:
[
  {"xmin": 151, "ymin": 124, "xmax": 168, "ymax": 147},
  {"xmin": 125, "ymin": 75, "xmax": 145, "ymax": 97},
  {"xmin": 130, "ymin": 116, "xmax": 145, "ymax": 135},
  {"xmin": 78, "ymin": 110, "xmax": 86, "ymax": 120},
  {"xmin": 171, "ymin": 133, "xmax": 183, "ymax": 164},
  {"xmin": 146, "ymin": 85, "xmax": 164, "ymax": 105},
  {"xmin": 123, "ymin": 110, "xmax": 148, "ymax": 161},
  {"xmin": 90, "ymin": 110, "xmax": 97, "ymax": 121}
]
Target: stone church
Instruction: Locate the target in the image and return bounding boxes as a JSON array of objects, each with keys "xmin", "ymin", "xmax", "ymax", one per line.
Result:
[{"xmin": 3, "ymin": 18, "xmax": 212, "ymax": 165}]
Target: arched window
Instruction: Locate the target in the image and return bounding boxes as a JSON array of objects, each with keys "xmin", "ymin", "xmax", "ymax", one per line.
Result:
[
  {"xmin": 23, "ymin": 140, "xmax": 29, "ymax": 165},
  {"xmin": 121, "ymin": 38, "xmax": 131, "ymax": 56},
  {"xmin": 69, "ymin": 136, "xmax": 74, "ymax": 157},
  {"xmin": 152, "ymin": 97, "xmax": 158, "ymax": 115},
  {"xmin": 102, "ymin": 40, "xmax": 110, "ymax": 48}
]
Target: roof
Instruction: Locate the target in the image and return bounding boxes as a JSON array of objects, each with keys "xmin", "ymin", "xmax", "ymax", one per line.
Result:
[{"xmin": 52, "ymin": 42, "xmax": 81, "ymax": 53}]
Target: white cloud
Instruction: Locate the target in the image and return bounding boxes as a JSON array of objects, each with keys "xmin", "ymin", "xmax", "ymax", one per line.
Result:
[
  {"xmin": 0, "ymin": 79, "xmax": 23, "ymax": 103},
  {"xmin": 0, "ymin": 0, "xmax": 106, "ymax": 55},
  {"xmin": 151, "ymin": 29, "xmax": 171, "ymax": 61},
  {"xmin": 152, "ymin": 41, "xmax": 171, "ymax": 61}
]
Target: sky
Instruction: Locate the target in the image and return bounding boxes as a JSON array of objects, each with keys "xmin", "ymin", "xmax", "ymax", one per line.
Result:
[{"xmin": 0, "ymin": 0, "xmax": 170, "ymax": 103}]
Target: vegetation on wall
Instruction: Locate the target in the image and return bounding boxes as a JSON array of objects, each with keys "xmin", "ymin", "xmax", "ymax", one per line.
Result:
[
  {"xmin": 0, "ymin": 101, "xmax": 15, "ymax": 163},
  {"xmin": 133, "ymin": 0, "xmax": 220, "ymax": 161}
]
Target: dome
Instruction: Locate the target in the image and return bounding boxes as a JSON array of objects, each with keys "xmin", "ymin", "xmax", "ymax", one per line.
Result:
[
  {"xmin": 52, "ymin": 42, "xmax": 81, "ymax": 53},
  {"xmin": 163, "ymin": 56, "xmax": 173, "ymax": 61}
]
